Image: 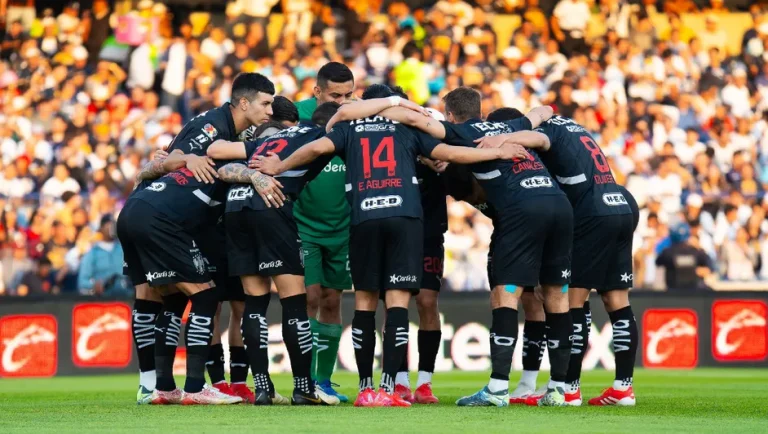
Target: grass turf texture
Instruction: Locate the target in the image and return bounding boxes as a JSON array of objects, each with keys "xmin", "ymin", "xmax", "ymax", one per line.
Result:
[{"xmin": 1, "ymin": 369, "xmax": 767, "ymax": 433}]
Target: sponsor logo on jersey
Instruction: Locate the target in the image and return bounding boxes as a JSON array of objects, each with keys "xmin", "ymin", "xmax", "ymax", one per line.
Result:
[
  {"xmin": 603, "ymin": 193, "xmax": 628, "ymax": 206},
  {"xmin": 146, "ymin": 182, "xmax": 166, "ymax": 192},
  {"xmin": 145, "ymin": 270, "xmax": 177, "ymax": 282},
  {"xmin": 355, "ymin": 124, "xmax": 396, "ymax": 133},
  {"xmin": 712, "ymin": 300, "xmax": 767, "ymax": 361},
  {"xmin": 470, "ymin": 121, "xmax": 512, "ymax": 134},
  {"xmin": 259, "ymin": 260, "xmax": 284, "ymax": 271},
  {"xmin": 323, "ymin": 163, "xmax": 346, "ymax": 173},
  {"xmin": 520, "ymin": 176, "xmax": 553, "ymax": 189},
  {"xmin": 0, "ymin": 315, "xmax": 57, "ymax": 377},
  {"xmin": 202, "ymin": 124, "xmax": 218, "ymax": 139},
  {"xmin": 389, "ymin": 274, "xmax": 418, "ymax": 284},
  {"xmin": 228, "ymin": 186, "xmax": 254, "ymax": 201},
  {"xmin": 361, "ymin": 195, "xmax": 403, "ymax": 211},
  {"xmin": 72, "ymin": 303, "xmax": 132, "ymax": 367},
  {"xmin": 642, "ymin": 309, "xmax": 698, "ymax": 369},
  {"xmin": 566, "ymin": 125, "xmax": 586, "ymax": 133}
]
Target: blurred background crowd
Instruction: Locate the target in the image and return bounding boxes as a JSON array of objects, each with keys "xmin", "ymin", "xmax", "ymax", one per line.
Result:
[{"xmin": 1, "ymin": 0, "xmax": 768, "ymax": 295}]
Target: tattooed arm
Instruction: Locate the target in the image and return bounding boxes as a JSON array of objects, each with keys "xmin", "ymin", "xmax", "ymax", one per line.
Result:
[
  {"xmin": 525, "ymin": 105, "xmax": 554, "ymax": 129},
  {"xmin": 133, "ymin": 150, "xmax": 186, "ymax": 188},
  {"xmin": 379, "ymin": 107, "xmax": 447, "ymax": 140},
  {"xmin": 218, "ymin": 162, "xmax": 286, "ymax": 208}
]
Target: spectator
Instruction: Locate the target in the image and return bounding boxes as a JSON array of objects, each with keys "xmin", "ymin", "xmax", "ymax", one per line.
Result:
[
  {"xmin": 656, "ymin": 223, "xmax": 712, "ymax": 291},
  {"xmin": 40, "ymin": 165, "xmax": 81, "ymax": 199},
  {"xmin": 551, "ymin": 0, "xmax": 590, "ymax": 56},
  {"xmin": 13, "ymin": 257, "xmax": 56, "ymax": 296},
  {"xmin": 699, "ymin": 14, "xmax": 728, "ymax": 53},
  {"xmin": 77, "ymin": 215, "xmax": 129, "ymax": 295}
]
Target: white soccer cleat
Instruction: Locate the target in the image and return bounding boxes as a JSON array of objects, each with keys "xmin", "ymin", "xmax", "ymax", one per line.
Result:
[
  {"xmin": 509, "ymin": 383, "xmax": 536, "ymax": 404},
  {"xmin": 181, "ymin": 383, "xmax": 243, "ymax": 405}
]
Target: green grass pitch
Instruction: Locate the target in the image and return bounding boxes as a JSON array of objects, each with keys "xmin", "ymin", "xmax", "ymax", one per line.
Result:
[{"xmin": 2, "ymin": 369, "xmax": 767, "ymax": 433}]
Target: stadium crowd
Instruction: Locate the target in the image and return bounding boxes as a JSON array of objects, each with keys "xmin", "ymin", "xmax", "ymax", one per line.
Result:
[{"xmin": 1, "ymin": 0, "xmax": 768, "ymax": 295}]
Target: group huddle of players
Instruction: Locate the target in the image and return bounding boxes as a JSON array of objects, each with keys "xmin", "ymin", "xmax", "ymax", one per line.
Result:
[{"xmin": 119, "ymin": 62, "xmax": 640, "ymax": 408}]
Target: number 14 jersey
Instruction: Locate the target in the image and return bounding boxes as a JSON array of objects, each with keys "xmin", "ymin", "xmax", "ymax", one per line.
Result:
[
  {"xmin": 534, "ymin": 115, "xmax": 632, "ymax": 217},
  {"xmin": 326, "ymin": 117, "xmax": 440, "ymax": 226}
]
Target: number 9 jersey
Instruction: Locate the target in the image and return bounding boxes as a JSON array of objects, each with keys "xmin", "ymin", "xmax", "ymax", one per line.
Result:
[{"xmin": 534, "ymin": 116, "xmax": 632, "ymax": 218}]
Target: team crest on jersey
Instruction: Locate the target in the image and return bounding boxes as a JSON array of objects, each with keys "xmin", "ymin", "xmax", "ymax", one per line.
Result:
[{"xmin": 202, "ymin": 124, "xmax": 218, "ymax": 140}]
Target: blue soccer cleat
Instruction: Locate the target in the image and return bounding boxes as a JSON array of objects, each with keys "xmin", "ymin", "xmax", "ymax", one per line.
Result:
[
  {"xmin": 456, "ymin": 386, "xmax": 509, "ymax": 407},
  {"xmin": 316, "ymin": 380, "xmax": 349, "ymax": 403}
]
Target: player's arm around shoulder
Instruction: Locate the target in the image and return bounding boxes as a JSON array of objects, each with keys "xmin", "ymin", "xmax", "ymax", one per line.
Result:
[
  {"xmin": 380, "ymin": 106, "xmax": 447, "ymax": 140},
  {"xmin": 428, "ymin": 141, "xmax": 530, "ymax": 164},
  {"xmin": 207, "ymin": 139, "xmax": 249, "ymax": 160},
  {"xmin": 474, "ymin": 131, "xmax": 551, "ymax": 151},
  {"xmin": 525, "ymin": 105, "xmax": 554, "ymax": 128},
  {"xmin": 253, "ymin": 137, "xmax": 335, "ymax": 176}
]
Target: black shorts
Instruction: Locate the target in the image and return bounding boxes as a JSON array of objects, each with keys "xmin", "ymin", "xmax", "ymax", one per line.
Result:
[
  {"xmin": 116, "ymin": 199, "xmax": 210, "ymax": 287},
  {"xmin": 421, "ymin": 235, "xmax": 444, "ymax": 291},
  {"xmin": 491, "ymin": 195, "xmax": 573, "ymax": 288},
  {"xmin": 571, "ymin": 213, "xmax": 635, "ymax": 293},
  {"xmin": 197, "ymin": 223, "xmax": 245, "ymax": 302},
  {"xmin": 350, "ymin": 217, "xmax": 423, "ymax": 293},
  {"xmin": 225, "ymin": 204, "xmax": 304, "ymax": 278}
]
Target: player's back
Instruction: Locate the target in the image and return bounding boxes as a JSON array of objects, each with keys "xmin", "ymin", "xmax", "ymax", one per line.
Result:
[
  {"xmin": 226, "ymin": 123, "xmax": 329, "ymax": 213},
  {"xmin": 441, "ymin": 118, "xmax": 563, "ymax": 212},
  {"xmin": 535, "ymin": 115, "xmax": 632, "ymax": 217},
  {"xmin": 326, "ymin": 115, "xmax": 439, "ymax": 226}
]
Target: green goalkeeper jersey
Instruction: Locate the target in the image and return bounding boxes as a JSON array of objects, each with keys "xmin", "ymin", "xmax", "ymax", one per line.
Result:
[{"xmin": 293, "ymin": 98, "xmax": 351, "ymax": 239}]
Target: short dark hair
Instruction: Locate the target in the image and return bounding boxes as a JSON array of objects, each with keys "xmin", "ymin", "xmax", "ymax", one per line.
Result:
[
  {"xmin": 362, "ymin": 84, "xmax": 394, "ymax": 100},
  {"xmin": 389, "ymin": 85, "xmax": 408, "ymax": 99},
  {"xmin": 312, "ymin": 102, "xmax": 341, "ymax": 127},
  {"xmin": 402, "ymin": 41, "xmax": 420, "ymax": 59},
  {"xmin": 231, "ymin": 72, "xmax": 275, "ymax": 103},
  {"xmin": 443, "ymin": 87, "xmax": 481, "ymax": 122},
  {"xmin": 271, "ymin": 96, "xmax": 298, "ymax": 124},
  {"xmin": 317, "ymin": 62, "xmax": 354, "ymax": 89},
  {"xmin": 486, "ymin": 107, "xmax": 524, "ymax": 122}
]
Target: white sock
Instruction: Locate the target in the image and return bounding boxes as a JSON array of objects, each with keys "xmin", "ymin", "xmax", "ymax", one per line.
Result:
[
  {"xmin": 416, "ymin": 371, "xmax": 433, "ymax": 388},
  {"xmin": 519, "ymin": 370, "xmax": 538, "ymax": 388},
  {"xmin": 548, "ymin": 379, "xmax": 565, "ymax": 391},
  {"xmin": 566, "ymin": 380, "xmax": 580, "ymax": 393},
  {"xmin": 613, "ymin": 378, "xmax": 632, "ymax": 391},
  {"xmin": 487, "ymin": 378, "xmax": 508, "ymax": 394},
  {"xmin": 139, "ymin": 370, "xmax": 156, "ymax": 390},
  {"xmin": 395, "ymin": 372, "xmax": 410, "ymax": 387}
]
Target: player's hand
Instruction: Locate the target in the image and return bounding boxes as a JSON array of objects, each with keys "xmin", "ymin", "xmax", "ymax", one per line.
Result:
[
  {"xmin": 499, "ymin": 143, "xmax": 531, "ymax": 161},
  {"xmin": 153, "ymin": 149, "xmax": 170, "ymax": 162},
  {"xmin": 249, "ymin": 171, "xmax": 285, "ymax": 208},
  {"xmin": 252, "ymin": 152, "xmax": 282, "ymax": 176},
  {"xmin": 185, "ymin": 155, "xmax": 219, "ymax": 184},
  {"xmin": 474, "ymin": 135, "xmax": 507, "ymax": 149},
  {"xmin": 398, "ymin": 98, "xmax": 431, "ymax": 117},
  {"xmin": 419, "ymin": 156, "xmax": 448, "ymax": 173}
]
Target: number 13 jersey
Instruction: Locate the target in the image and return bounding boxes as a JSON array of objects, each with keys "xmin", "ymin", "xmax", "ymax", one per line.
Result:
[
  {"xmin": 534, "ymin": 115, "xmax": 632, "ymax": 217},
  {"xmin": 326, "ymin": 117, "xmax": 440, "ymax": 226}
]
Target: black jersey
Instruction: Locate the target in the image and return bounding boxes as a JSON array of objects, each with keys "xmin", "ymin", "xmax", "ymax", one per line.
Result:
[
  {"xmin": 131, "ymin": 103, "xmax": 239, "ymax": 232},
  {"xmin": 325, "ymin": 116, "xmax": 440, "ymax": 226},
  {"xmin": 225, "ymin": 123, "xmax": 330, "ymax": 213},
  {"xmin": 442, "ymin": 118, "xmax": 563, "ymax": 212},
  {"xmin": 417, "ymin": 162, "xmax": 447, "ymax": 238},
  {"xmin": 534, "ymin": 115, "xmax": 632, "ymax": 217}
]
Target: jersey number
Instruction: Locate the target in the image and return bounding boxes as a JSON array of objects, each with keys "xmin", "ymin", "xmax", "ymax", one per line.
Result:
[
  {"xmin": 580, "ymin": 136, "xmax": 610, "ymax": 173},
  {"xmin": 360, "ymin": 136, "xmax": 397, "ymax": 179},
  {"xmin": 254, "ymin": 138, "xmax": 288, "ymax": 158}
]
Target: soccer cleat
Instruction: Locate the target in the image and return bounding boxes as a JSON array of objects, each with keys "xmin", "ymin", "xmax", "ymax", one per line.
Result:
[
  {"xmin": 524, "ymin": 385, "xmax": 548, "ymax": 406},
  {"xmin": 253, "ymin": 388, "xmax": 272, "ymax": 406},
  {"xmin": 564, "ymin": 388, "xmax": 582, "ymax": 406},
  {"xmin": 588, "ymin": 386, "xmax": 636, "ymax": 406},
  {"xmin": 136, "ymin": 385, "xmax": 153, "ymax": 405},
  {"xmin": 212, "ymin": 382, "xmax": 236, "ymax": 397},
  {"xmin": 291, "ymin": 388, "xmax": 341, "ymax": 406},
  {"xmin": 509, "ymin": 383, "xmax": 536, "ymax": 404},
  {"xmin": 370, "ymin": 389, "xmax": 412, "ymax": 407},
  {"xmin": 230, "ymin": 383, "xmax": 256, "ymax": 404},
  {"xmin": 537, "ymin": 387, "xmax": 567, "ymax": 407},
  {"xmin": 181, "ymin": 384, "xmax": 243, "ymax": 405},
  {"xmin": 414, "ymin": 383, "xmax": 439, "ymax": 404},
  {"xmin": 271, "ymin": 390, "xmax": 290, "ymax": 405},
  {"xmin": 316, "ymin": 380, "xmax": 349, "ymax": 403},
  {"xmin": 354, "ymin": 388, "xmax": 377, "ymax": 407},
  {"xmin": 456, "ymin": 386, "xmax": 508, "ymax": 407},
  {"xmin": 394, "ymin": 384, "xmax": 415, "ymax": 403},
  {"xmin": 150, "ymin": 388, "xmax": 182, "ymax": 405}
]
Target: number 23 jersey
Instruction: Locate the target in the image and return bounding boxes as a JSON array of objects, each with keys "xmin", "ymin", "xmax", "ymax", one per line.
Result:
[
  {"xmin": 325, "ymin": 117, "xmax": 440, "ymax": 226},
  {"xmin": 534, "ymin": 116, "xmax": 632, "ymax": 217}
]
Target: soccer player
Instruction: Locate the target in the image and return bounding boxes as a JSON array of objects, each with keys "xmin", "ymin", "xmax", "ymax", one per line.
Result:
[
  {"xmin": 293, "ymin": 62, "xmax": 355, "ymax": 401},
  {"xmin": 256, "ymin": 84, "xmax": 530, "ymax": 407},
  {"xmin": 384, "ymin": 87, "xmax": 572, "ymax": 407},
  {"xmin": 117, "ymin": 72, "xmax": 280, "ymax": 405},
  {"xmin": 206, "ymin": 102, "xmax": 343, "ymax": 406},
  {"xmin": 331, "ymin": 87, "xmax": 445, "ymax": 404},
  {"xmin": 477, "ymin": 111, "xmax": 639, "ymax": 406}
]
